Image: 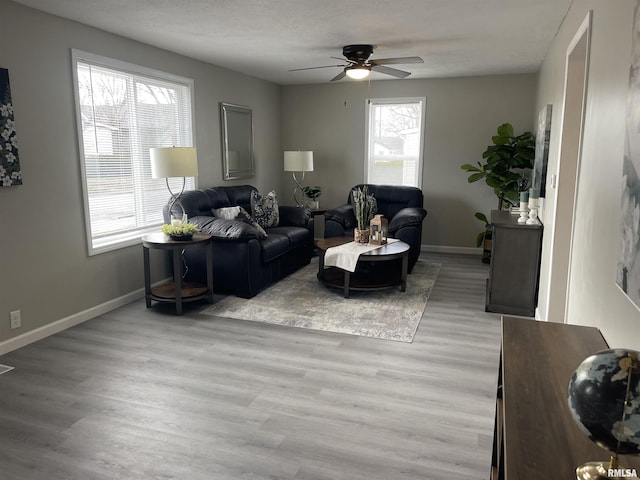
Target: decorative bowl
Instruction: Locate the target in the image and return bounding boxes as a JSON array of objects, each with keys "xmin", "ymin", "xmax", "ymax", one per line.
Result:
[{"xmin": 169, "ymin": 234, "xmax": 193, "ymax": 241}]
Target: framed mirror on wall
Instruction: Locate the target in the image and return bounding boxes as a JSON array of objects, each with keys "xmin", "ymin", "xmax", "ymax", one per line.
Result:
[{"xmin": 220, "ymin": 102, "xmax": 254, "ymax": 180}]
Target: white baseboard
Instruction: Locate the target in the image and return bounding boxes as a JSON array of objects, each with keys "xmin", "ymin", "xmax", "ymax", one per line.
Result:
[
  {"xmin": 421, "ymin": 244, "xmax": 482, "ymax": 255},
  {"xmin": 0, "ymin": 287, "xmax": 149, "ymax": 356}
]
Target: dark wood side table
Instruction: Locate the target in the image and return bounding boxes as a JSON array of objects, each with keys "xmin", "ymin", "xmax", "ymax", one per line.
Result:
[
  {"xmin": 494, "ymin": 316, "xmax": 640, "ymax": 479},
  {"xmin": 310, "ymin": 208, "xmax": 327, "ymax": 240},
  {"xmin": 142, "ymin": 232, "xmax": 214, "ymax": 315}
]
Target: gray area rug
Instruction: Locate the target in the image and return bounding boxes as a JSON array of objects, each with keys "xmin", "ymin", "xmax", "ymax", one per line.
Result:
[{"xmin": 201, "ymin": 260, "xmax": 440, "ymax": 343}]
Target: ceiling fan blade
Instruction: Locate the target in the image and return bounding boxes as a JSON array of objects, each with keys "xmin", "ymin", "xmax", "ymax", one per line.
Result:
[
  {"xmin": 289, "ymin": 64, "xmax": 345, "ymax": 72},
  {"xmin": 370, "ymin": 56, "xmax": 424, "ymax": 66},
  {"xmin": 330, "ymin": 70, "xmax": 347, "ymax": 82},
  {"xmin": 331, "ymin": 56, "xmax": 357, "ymax": 64},
  {"xmin": 371, "ymin": 65, "xmax": 411, "ymax": 78}
]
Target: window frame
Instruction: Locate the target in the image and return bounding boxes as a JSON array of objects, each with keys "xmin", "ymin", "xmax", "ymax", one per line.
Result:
[
  {"xmin": 71, "ymin": 49, "xmax": 197, "ymax": 255},
  {"xmin": 364, "ymin": 97, "xmax": 426, "ymax": 188}
]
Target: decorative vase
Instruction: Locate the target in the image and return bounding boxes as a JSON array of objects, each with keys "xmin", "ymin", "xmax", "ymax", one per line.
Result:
[{"xmin": 354, "ymin": 228, "xmax": 370, "ymax": 244}]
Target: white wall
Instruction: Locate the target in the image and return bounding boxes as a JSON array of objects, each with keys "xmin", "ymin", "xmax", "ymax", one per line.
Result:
[
  {"xmin": 536, "ymin": 0, "xmax": 640, "ymax": 349},
  {"xmin": 281, "ymin": 75, "xmax": 537, "ymax": 249},
  {"xmin": 0, "ymin": 0, "xmax": 282, "ymax": 346}
]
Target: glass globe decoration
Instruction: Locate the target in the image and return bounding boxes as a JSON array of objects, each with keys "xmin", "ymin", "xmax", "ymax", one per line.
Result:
[{"xmin": 568, "ymin": 349, "xmax": 640, "ymax": 479}]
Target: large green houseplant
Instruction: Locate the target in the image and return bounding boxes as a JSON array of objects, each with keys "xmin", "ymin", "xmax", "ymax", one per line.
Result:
[
  {"xmin": 461, "ymin": 122, "xmax": 535, "ymax": 209},
  {"xmin": 461, "ymin": 123, "xmax": 535, "ymax": 262}
]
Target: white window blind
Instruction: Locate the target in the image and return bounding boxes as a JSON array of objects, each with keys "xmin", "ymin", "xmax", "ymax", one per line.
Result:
[
  {"xmin": 72, "ymin": 50, "xmax": 195, "ymax": 254},
  {"xmin": 365, "ymin": 98, "xmax": 425, "ymax": 188}
]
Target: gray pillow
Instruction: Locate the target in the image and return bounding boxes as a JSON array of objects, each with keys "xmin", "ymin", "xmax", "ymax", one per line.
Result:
[{"xmin": 212, "ymin": 205, "xmax": 268, "ymax": 239}]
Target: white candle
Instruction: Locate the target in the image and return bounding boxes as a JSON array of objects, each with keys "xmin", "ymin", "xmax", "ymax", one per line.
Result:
[{"xmin": 171, "ymin": 218, "xmax": 181, "ymax": 226}]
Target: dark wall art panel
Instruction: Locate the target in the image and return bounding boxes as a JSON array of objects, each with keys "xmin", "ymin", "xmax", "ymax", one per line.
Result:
[{"xmin": 0, "ymin": 67, "xmax": 22, "ymax": 187}]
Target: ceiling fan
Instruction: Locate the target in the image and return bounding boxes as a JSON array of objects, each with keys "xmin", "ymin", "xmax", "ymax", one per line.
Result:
[{"xmin": 289, "ymin": 44, "xmax": 423, "ymax": 82}]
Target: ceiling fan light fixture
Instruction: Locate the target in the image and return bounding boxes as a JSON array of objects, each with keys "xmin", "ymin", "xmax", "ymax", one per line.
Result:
[{"xmin": 345, "ymin": 66, "xmax": 370, "ymax": 80}]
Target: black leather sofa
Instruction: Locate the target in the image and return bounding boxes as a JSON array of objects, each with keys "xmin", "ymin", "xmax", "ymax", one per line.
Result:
[
  {"xmin": 165, "ymin": 185, "xmax": 313, "ymax": 298},
  {"xmin": 324, "ymin": 184, "xmax": 427, "ymax": 272}
]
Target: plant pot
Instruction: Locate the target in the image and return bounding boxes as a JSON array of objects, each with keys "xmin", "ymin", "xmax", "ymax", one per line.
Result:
[
  {"xmin": 354, "ymin": 229, "xmax": 370, "ymax": 244},
  {"xmin": 169, "ymin": 234, "xmax": 193, "ymax": 241},
  {"xmin": 482, "ymin": 238, "xmax": 492, "ymax": 264},
  {"xmin": 308, "ymin": 200, "xmax": 319, "ymax": 210}
]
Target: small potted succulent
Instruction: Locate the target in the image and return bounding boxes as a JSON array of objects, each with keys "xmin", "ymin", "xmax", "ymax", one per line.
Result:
[
  {"xmin": 161, "ymin": 222, "xmax": 199, "ymax": 241},
  {"xmin": 302, "ymin": 185, "xmax": 322, "ymax": 210}
]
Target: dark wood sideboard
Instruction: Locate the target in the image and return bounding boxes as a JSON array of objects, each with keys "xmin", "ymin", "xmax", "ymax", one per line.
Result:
[
  {"xmin": 486, "ymin": 210, "xmax": 543, "ymax": 317},
  {"xmin": 493, "ymin": 316, "xmax": 640, "ymax": 479}
]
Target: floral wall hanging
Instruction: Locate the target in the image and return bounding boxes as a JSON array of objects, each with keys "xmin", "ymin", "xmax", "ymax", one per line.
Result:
[{"xmin": 0, "ymin": 68, "xmax": 22, "ymax": 186}]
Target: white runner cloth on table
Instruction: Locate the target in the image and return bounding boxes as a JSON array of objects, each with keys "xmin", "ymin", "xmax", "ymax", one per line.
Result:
[{"xmin": 324, "ymin": 238, "xmax": 399, "ymax": 272}]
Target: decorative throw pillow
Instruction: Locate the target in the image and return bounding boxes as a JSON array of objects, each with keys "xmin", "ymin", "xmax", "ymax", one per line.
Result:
[
  {"xmin": 236, "ymin": 207, "xmax": 268, "ymax": 238},
  {"xmin": 212, "ymin": 206, "xmax": 241, "ymax": 220},
  {"xmin": 250, "ymin": 190, "xmax": 279, "ymax": 229},
  {"xmin": 212, "ymin": 205, "xmax": 268, "ymax": 238}
]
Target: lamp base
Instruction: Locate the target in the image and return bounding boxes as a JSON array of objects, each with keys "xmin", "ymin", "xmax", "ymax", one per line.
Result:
[
  {"xmin": 171, "ymin": 214, "xmax": 188, "ymax": 226},
  {"xmin": 576, "ymin": 461, "xmax": 638, "ymax": 480},
  {"xmin": 291, "ymin": 171, "xmax": 306, "ymax": 207}
]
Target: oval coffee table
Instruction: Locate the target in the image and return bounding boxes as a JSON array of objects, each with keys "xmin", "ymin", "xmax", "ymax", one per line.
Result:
[{"xmin": 316, "ymin": 236, "xmax": 410, "ymax": 298}]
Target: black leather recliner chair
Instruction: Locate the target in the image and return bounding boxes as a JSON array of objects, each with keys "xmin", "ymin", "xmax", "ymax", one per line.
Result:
[
  {"xmin": 324, "ymin": 184, "xmax": 427, "ymax": 272},
  {"xmin": 165, "ymin": 185, "xmax": 313, "ymax": 298}
]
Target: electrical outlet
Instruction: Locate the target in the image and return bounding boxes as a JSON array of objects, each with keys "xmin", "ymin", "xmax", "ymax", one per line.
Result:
[{"xmin": 10, "ymin": 310, "xmax": 21, "ymax": 329}]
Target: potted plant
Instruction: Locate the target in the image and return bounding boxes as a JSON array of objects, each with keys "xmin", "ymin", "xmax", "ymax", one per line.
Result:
[
  {"xmin": 162, "ymin": 222, "xmax": 199, "ymax": 241},
  {"xmin": 461, "ymin": 123, "xmax": 535, "ymax": 261},
  {"xmin": 302, "ymin": 185, "xmax": 322, "ymax": 210},
  {"xmin": 352, "ymin": 185, "xmax": 374, "ymax": 243},
  {"xmin": 461, "ymin": 122, "xmax": 535, "ymax": 210},
  {"xmin": 475, "ymin": 212, "xmax": 493, "ymax": 264}
]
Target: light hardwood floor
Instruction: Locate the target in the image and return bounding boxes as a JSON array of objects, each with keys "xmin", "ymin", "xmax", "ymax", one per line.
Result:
[{"xmin": 0, "ymin": 253, "xmax": 501, "ymax": 480}]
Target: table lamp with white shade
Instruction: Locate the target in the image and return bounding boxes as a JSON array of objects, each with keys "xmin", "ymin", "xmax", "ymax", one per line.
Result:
[
  {"xmin": 284, "ymin": 150, "xmax": 313, "ymax": 207},
  {"xmin": 150, "ymin": 147, "xmax": 198, "ymax": 225}
]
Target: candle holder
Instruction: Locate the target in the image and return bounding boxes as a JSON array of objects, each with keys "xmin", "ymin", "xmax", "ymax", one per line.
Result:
[
  {"xmin": 526, "ymin": 198, "xmax": 539, "ymax": 225},
  {"xmin": 518, "ymin": 201, "xmax": 529, "ymax": 224}
]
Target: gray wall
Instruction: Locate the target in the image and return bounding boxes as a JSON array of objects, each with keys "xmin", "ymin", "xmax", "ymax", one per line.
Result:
[
  {"xmin": 7, "ymin": 0, "xmax": 636, "ymax": 352},
  {"xmin": 0, "ymin": 0, "xmax": 282, "ymax": 345},
  {"xmin": 281, "ymin": 75, "xmax": 537, "ymax": 248},
  {"xmin": 535, "ymin": 0, "xmax": 640, "ymax": 349}
]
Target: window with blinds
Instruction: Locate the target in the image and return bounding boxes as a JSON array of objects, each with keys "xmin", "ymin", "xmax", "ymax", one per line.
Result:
[
  {"xmin": 365, "ymin": 97, "xmax": 425, "ymax": 188},
  {"xmin": 72, "ymin": 50, "xmax": 195, "ymax": 255}
]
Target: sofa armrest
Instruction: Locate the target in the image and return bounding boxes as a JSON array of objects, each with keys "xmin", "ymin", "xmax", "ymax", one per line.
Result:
[
  {"xmin": 278, "ymin": 205, "xmax": 312, "ymax": 228},
  {"xmin": 389, "ymin": 207, "xmax": 427, "ymax": 233},
  {"xmin": 324, "ymin": 204, "xmax": 357, "ymax": 230},
  {"xmin": 189, "ymin": 216, "xmax": 262, "ymax": 241}
]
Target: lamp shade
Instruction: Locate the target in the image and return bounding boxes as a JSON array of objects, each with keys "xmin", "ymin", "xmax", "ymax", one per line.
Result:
[
  {"xmin": 150, "ymin": 147, "xmax": 198, "ymax": 178},
  {"xmin": 284, "ymin": 151, "xmax": 314, "ymax": 172}
]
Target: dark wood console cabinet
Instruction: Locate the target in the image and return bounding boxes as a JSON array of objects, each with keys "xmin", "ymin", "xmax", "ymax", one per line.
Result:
[
  {"xmin": 485, "ymin": 210, "xmax": 542, "ymax": 317},
  {"xmin": 493, "ymin": 316, "xmax": 640, "ymax": 479}
]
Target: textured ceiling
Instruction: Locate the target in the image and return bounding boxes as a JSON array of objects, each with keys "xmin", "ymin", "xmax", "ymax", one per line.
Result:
[{"xmin": 12, "ymin": 0, "xmax": 573, "ymax": 85}]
